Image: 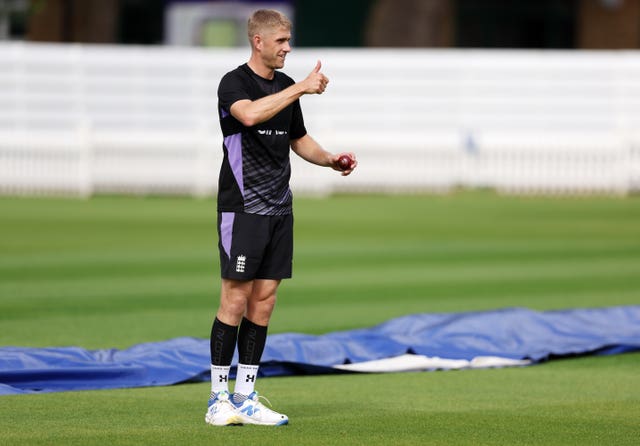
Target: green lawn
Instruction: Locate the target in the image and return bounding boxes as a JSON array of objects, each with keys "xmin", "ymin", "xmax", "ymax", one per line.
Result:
[
  {"xmin": 2, "ymin": 355, "xmax": 639, "ymax": 446},
  {"xmin": 1, "ymin": 192, "xmax": 639, "ymax": 445}
]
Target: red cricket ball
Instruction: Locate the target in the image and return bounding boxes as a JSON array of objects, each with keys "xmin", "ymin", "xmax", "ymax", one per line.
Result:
[{"xmin": 337, "ymin": 155, "xmax": 352, "ymax": 171}]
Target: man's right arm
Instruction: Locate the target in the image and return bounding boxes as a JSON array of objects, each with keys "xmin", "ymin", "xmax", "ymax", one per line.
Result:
[{"xmin": 230, "ymin": 61, "xmax": 329, "ymax": 127}]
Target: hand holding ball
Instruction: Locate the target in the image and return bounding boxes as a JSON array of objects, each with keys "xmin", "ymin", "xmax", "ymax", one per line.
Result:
[
  {"xmin": 337, "ymin": 155, "xmax": 353, "ymax": 171},
  {"xmin": 333, "ymin": 153, "xmax": 356, "ymax": 176}
]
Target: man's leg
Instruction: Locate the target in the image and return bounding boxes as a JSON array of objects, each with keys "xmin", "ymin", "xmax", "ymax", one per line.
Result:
[
  {"xmin": 233, "ymin": 279, "xmax": 280, "ymax": 399},
  {"xmin": 232, "ymin": 279, "xmax": 288, "ymax": 425},
  {"xmin": 210, "ymin": 279, "xmax": 254, "ymax": 395},
  {"xmin": 206, "ymin": 279, "xmax": 253, "ymax": 426}
]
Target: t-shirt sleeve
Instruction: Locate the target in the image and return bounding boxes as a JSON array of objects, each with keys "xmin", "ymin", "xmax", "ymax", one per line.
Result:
[
  {"xmin": 289, "ymin": 99, "xmax": 307, "ymax": 140},
  {"xmin": 218, "ymin": 71, "xmax": 250, "ymax": 114}
]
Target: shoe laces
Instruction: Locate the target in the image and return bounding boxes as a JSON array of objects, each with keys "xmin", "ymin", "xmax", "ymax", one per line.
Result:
[
  {"xmin": 248, "ymin": 392, "xmax": 278, "ymax": 413},
  {"xmin": 255, "ymin": 394, "xmax": 273, "ymax": 407}
]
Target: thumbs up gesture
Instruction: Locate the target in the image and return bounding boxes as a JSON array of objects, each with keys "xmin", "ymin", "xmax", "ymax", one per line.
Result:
[{"xmin": 301, "ymin": 60, "xmax": 329, "ymax": 94}]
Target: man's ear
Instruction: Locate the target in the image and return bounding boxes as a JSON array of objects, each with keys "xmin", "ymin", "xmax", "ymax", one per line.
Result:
[{"xmin": 253, "ymin": 34, "xmax": 262, "ymax": 51}]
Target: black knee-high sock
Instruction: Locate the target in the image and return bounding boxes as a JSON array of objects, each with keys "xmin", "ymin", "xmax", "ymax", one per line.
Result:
[
  {"xmin": 210, "ymin": 317, "xmax": 238, "ymax": 366},
  {"xmin": 237, "ymin": 317, "xmax": 268, "ymax": 365}
]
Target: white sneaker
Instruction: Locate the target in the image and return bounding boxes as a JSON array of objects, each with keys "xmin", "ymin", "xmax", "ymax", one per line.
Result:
[
  {"xmin": 205, "ymin": 391, "xmax": 241, "ymax": 426},
  {"xmin": 233, "ymin": 391, "xmax": 289, "ymax": 426}
]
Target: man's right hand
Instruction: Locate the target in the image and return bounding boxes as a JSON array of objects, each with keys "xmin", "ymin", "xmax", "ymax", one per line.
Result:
[{"xmin": 300, "ymin": 60, "xmax": 329, "ymax": 95}]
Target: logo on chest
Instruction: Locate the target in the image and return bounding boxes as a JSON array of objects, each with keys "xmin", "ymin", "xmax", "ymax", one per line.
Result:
[{"xmin": 257, "ymin": 129, "xmax": 288, "ymax": 136}]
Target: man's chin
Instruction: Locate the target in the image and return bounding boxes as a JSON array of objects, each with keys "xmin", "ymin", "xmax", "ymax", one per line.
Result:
[{"xmin": 265, "ymin": 59, "xmax": 286, "ymax": 71}]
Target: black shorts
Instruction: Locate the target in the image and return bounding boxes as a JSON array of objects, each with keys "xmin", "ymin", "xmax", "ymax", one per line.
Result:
[{"xmin": 217, "ymin": 212, "xmax": 293, "ymax": 280}]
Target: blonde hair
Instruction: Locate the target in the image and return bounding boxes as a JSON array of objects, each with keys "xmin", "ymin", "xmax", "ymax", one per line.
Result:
[{"xmin": 247, "ymin": 9, "xmax": 292, "ymax": 41}]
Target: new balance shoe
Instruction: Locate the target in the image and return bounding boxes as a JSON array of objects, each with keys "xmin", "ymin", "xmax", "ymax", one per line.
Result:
[
  {"xmin": 205, "ymin": 390, "xmax": 241, "ymax": 426},
  {"xmin": 233, "ymin": 391, "xmax": 289, "ymax": 426}
]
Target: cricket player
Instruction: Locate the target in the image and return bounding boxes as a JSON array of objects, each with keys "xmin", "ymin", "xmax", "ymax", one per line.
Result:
[{"xmin": 206, "ymin": 9, "xmax": 357, "ymax": 426}]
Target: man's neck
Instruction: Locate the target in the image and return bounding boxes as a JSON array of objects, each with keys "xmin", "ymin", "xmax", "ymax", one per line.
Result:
[{"xmin": 247, "ymin": 58, "xmax": 275, "ymax": 80}]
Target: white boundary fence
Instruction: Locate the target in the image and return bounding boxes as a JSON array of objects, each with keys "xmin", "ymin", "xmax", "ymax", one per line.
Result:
[{"xmin": 1, "ymin": 43, "xmax": 640, "ymax": 197}]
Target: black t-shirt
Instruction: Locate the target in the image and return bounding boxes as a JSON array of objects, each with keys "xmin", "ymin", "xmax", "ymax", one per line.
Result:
[{"xmin": 217, "ymin": 63, "xmax": 307, "ymax": 215}]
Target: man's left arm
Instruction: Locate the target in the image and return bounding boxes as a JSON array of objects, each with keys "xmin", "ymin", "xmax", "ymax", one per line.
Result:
[{"xmin": 290, "ymin": 134, "xmax": 357, "ymax": 176}]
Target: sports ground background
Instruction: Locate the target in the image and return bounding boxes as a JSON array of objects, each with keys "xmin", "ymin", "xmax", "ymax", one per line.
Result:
[
  {"xmin": 2, "ymin": 1, "xmax": 640, "ymax": 444},
  {"xmin": 1, "ymin": 193, "xmax": 639, "ymax": 445}
]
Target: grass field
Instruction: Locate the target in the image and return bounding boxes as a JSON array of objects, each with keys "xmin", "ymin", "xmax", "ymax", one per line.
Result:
[{"xmin": 1, "ymin": 192, "xmax": 639, "ymax": 445}]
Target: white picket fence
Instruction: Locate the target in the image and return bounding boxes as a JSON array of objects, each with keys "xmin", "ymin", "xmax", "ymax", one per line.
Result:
[{"xmin": 1, "ymin": 43, "xmax": 640, "ymax": 197}]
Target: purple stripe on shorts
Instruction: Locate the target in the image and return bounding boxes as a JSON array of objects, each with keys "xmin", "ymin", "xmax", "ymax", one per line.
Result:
[
  {"xmin": 220, "ymin": 107, "xmax": 229, "ymax": 118},
  {"xmin": 224, "ymin": 133, "xmax": 244, "ymax": 196},
  {"xmin": 220, "ymin": 212, "xmax": 235, "ymax": 258}
]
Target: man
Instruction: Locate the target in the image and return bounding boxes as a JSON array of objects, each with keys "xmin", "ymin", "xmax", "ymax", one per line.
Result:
[{"xmin": 205, "ymin": 9, "xmax": 357, "ymax": 427}]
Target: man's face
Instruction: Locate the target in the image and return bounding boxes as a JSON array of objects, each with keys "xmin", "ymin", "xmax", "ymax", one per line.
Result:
[{"xmin": 258, "ymin": 27, "xmax": 292, "ymax": 70}]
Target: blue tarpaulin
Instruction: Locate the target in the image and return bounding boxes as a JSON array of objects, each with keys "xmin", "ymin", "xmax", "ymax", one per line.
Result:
[{"xmin": 1, "ymin": 306, "xmax": 639, "ymax": 395}]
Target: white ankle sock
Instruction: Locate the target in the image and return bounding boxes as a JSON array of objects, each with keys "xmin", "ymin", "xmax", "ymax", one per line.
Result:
[
  {"xmin": 233, "ymin": 363, "xmax": 259, "ymax": 397},
  {"xmin": 210, "ymin": 364, "xmax": 231, "ymax": 395}
]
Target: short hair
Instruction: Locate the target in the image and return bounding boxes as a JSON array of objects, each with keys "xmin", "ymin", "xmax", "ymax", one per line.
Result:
[{"xmin": 247, "ymin": 9, "xmax": 292, "ymax": 40}]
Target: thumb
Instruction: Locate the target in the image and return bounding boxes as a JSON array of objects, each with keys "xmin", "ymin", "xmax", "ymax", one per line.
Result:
[{"xmin": 312, "ymin": 60, "xmax": 321, "ymax": 73}]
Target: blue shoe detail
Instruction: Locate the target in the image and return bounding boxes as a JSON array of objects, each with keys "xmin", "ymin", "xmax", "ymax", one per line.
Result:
[
  {"xmin": 239, "ymin": 402, "xmax": 260, "ymax": 417},
  {"xmin": 232, "ymin": 390, "xmax": 288, "ymax": 426},
  {"xmin": 230, "ymin": 392, "xmax": 251, "ymax": 408},
  {"xmin": 208, "ymin": 390, "xmax": 230, "ymax": 408}
]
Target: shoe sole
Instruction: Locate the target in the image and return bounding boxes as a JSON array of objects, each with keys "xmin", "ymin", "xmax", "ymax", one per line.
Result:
[
  {"xmin": 235, "ymin": 416, "xmax": 289, "ymax": 426},
  {"xmin": 205, "ymin": 414, "xmax": 243, "ymax": 426}
]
